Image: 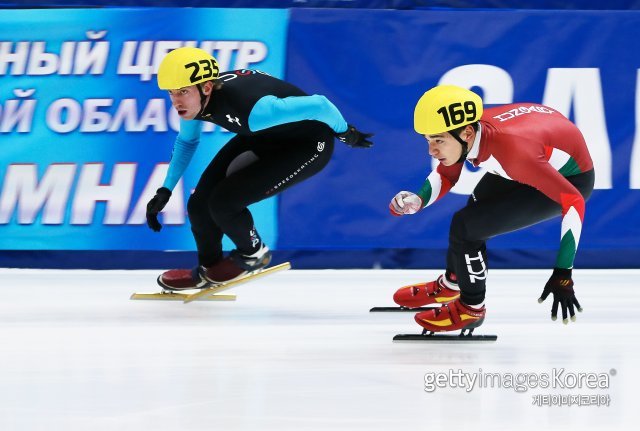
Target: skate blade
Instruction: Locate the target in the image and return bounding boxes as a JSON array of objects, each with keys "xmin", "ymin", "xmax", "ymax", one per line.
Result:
[
  {"xmin": 182, "ymin": 262, "xmax": 291, "ymax": 304},
  {"xmin": 393, "ymin": 333, "xmax": 497, "ymax": 342},
  {"xmin": 370, "ymin": 306, "xmax": 438, "ymax": 312},
  {"xmin": 130, "ymin": 292, "xmax": 236, "ymax": 301}
]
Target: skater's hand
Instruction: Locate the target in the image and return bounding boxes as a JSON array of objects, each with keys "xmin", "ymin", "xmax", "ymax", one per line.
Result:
[
  {"xmin": 146, "ymin": 187, "xmax": 172, "ymax": 232},
  {"xmin": 538, "ymin": 268, "xmax": 583, "ymax": 324},
  {"xmin": 389, "ymin": 191, "xmax": 423, "ymax": 216},
  {"xmin": 336, "ymin": 124, "xmax": 374, "ymax": 148}
]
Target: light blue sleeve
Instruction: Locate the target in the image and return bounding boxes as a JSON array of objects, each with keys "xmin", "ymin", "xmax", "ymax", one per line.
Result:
[
  {"xmin": 248, "ymin": 94, "xmax": 348, "ymax": 134},
  {"xmin": 162, "ymin": 119, "xmax": 203, "ymax": 191}
]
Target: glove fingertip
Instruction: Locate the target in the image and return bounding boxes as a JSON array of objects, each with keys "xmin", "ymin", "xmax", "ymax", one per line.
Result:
[
  {"xmin": 551, "ymin": 315, "xmax": 557, "ymax": 321},
  {"xmin": 562, "ymin": 318, "xmax": 569, "ymax": 325},
  {"xmin": 570, "ymin": 315, "xmax": 577, "ymax": 322},
  {"xmin": 537, "ymin": 298, "xmax": 544, "ymax": 303},
  {"xmin": 577, "ymin": 307, "xmax": 584, "ymax": 312}
]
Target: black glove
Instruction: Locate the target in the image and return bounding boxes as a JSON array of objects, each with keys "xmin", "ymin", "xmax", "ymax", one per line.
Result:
[
  {"xmin": 336, "ymin": 124, "xmax": 374, "ymax": 148},
  {"xmin": 538, "ymin": 267, "xmax": 583, "ymax": 324},
  {"xmin": 146, "ymin": 187, "xmax": 172, "ymax": 232}
]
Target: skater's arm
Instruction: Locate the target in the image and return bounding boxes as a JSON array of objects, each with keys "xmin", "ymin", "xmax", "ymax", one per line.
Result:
[
  {"xmin": 532, "ymin": 168, "xmax": 586, "ymax": 323},
  {"xmin": 247, "ymin": 94, "xmax": 348, "ymax": 133},
  {"xmin": 162, "ymin": 119, "xmax": 203, "ymax": 191},
  {"xmin": 510, "ymin": 160, "xmax": 586, "ymax": 269},
  {"xmin": 391, "ymin": 162, "xmax": 462, "ymax": 216},
  {"xmin": 536, "ymin": 168, "xmax": 585, "ymax": 270},
  {"xmin": 417, "ymin": 163, "xmax": 463, "ymax": 208}
]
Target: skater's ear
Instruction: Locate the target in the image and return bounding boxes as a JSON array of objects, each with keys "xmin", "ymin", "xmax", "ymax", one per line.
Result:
[{"xmin": 202, "ymin": 80, "xmax": 215, "ymax": 96}]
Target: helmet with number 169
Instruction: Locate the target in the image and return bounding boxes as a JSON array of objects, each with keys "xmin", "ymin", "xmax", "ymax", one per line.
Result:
[
  {"xmin": 414, "ymin": 85, "xmax": 483, "ymax": 135},
  {"xmin": 157, "ymin": 47, "xmax": 219, "ymax": 90}
]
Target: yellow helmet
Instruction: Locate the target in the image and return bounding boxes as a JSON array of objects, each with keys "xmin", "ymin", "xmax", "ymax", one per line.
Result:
[
  {"xmin": 414, "ymin": 85, "xmax": 483, "ymax": 135},
  {"xmin": 157, "ymin": 47, "xmax": 219, "ymax": 90}
]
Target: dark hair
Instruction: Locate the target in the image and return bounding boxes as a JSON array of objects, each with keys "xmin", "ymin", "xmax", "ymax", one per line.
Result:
[
  {"xmin": 450, "ymin": 121, "xmax": 479, "ymax": 137},
  {"xmin": 212, "ymin": 79, "xmax": 223, "ymax": 90},
  {"xmin": 197, "ymin": 80, "xmax": 223, "ymax": 92}
]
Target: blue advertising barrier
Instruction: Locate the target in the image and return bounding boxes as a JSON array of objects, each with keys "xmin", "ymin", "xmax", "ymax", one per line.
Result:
[
  {"xmin": 283, "ymin": 8, "xmax": 640, "ymax": 268},
  {"xmin": 0, "ymin": 8, "xmax": 288, "ymax": 252},
  {"xmin": 2, "ymin": 1, "xmax": 639, "ymax": 10},
  {"xmin": 2, "ymin": 8, "xmax": 640, "ymax": 269}
]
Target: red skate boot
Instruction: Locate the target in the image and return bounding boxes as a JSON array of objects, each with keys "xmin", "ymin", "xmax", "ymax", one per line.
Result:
[
  {"xmin": 158, "ymin": 245, "xmax": 272, "ymax": 290},
  {"xmin": 202, "ymin": 244, "xmax": 272, "ymax": 284},
  {"xmin": 393, "ymin": 274, "xmax": 460, "ymax": 308},
  {"xmin": 157, "ymin": 266, "xmax": 210, "ymax": 291},
  {"xmin": 414, "ymin": 297, "xmax": 486, "ymax": 334}
]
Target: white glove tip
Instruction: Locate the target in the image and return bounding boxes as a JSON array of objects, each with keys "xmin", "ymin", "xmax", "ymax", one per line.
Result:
[
  {"xmin": 570, "ymin": 315, "xmax": 577, "ymax": 322},
  {"xmin": 562, "ymin": 318, "xmax": 569, "ymax": 325},
  {"xmin": 537, "ymin": 298, "xmax": 543, "ymax": 303}
]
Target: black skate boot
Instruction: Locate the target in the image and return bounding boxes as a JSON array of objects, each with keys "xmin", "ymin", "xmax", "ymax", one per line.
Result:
[{"xmin": 202, "ymin": 244, "xmax": 272, "ymax": 284}]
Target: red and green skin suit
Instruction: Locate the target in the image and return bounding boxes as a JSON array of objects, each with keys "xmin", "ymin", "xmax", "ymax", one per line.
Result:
[{"xmin": 417, "ymin": 103, "xmax": 594, "ymax": 305}]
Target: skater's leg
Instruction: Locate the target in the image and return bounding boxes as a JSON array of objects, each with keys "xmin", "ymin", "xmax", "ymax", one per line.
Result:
[
  {"xmin": 206, "ymin": 129, "xmax": 334, "ymax": 255},
  {"xmin": 188, "ymin": 135, "xmax": 259, "ymax": 266},
  {"xmin": 415, "ymin": 170, "xmax": 593, "ymax": 333},
  {"xmin": 450, "ymin": 170, "xmax": 595, "ymax": 306},
  {"xmin": 158, "ymin": 136, "xmax": 262, "ymax": 290}
]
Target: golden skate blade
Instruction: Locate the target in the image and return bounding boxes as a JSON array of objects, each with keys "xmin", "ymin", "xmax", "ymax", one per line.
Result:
[
  {"xmin": 130, "ymin": 292, "xmax": 236, "ymax": 301},
  {"xmin": 183, "ymin": 261, "xmax": 291, "ymax": 304}
]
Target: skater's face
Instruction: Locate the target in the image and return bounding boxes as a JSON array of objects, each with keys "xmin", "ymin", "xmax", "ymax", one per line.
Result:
[
  {"xmin": 167, "ymin": 81, "xmax": 213, "ymax": 120},
  {"xmin": 425, "ymin": 126, "xmax": 475, "ymax": 166},
  {"xmin": 425, "ymin": 132, "xmax": 464, "ymax": 166}
]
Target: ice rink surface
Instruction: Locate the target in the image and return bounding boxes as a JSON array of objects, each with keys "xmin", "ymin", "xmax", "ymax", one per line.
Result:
[{"xmin": 0, "ymin": 268, "xmax": 637, "ymax": 431}]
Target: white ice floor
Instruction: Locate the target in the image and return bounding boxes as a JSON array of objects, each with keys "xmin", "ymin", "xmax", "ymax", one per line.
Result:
[{"xmin": 0, "ymin": 268, "xmax": 638, "ymax": 431}]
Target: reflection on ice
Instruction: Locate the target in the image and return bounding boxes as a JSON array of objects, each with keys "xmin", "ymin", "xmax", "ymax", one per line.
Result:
[{"xmin": 0, "ymin": 269, "xmax": 637, "ymax": 430}]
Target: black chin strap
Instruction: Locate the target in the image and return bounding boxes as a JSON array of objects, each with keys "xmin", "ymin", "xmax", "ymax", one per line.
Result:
[
  {"xmin": 196, "ymin": 83, "xmax": 208, "ymax": 115},
  {"xmin": 452, "ymin": 132, "xmax": 469, "ymax": 164}
]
